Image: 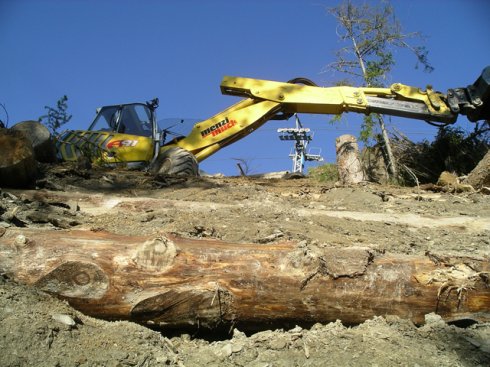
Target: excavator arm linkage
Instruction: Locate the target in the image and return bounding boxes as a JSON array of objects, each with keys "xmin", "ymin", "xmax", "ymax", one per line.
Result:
[
  {"xmin": 221, "ymin": 66, "xmax": 490, "ymax": 125},
  {"xmin": 172, "ymin": 66, "xmax": 489, "ymax": 162}
]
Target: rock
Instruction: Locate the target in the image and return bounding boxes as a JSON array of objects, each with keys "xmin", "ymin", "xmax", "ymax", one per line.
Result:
[
  {"xmin": 289, "ymin": 325, "xmax": 303, "ymax": 333},
  {"xmin": 14, "ymin": 234, "xmax": 27, "ymax": 247},
  {"xmin": 67, "ymin": 200, "xmax": 80, "ymax": 214},
  {"xmin": 269, "ymin": 337, "xmax": 287, "ymax": 350},
  {"xmin": 26, "ymin": 210, "xmax": 50, "ymax": 223},
  {"xmin": 220, "ymin": 343, "xmax": 233, "ymax": 357},
  {"xmin": 233, "ymin": 328, "xmax": 247, "ymax": 339},
  {"xmin": 424, "ymin": 312, "xmax": 445, "ymax": 327},
  {"xmin": 52, "ymin": 313, "xmax": 76, "ymax": 327},
  {"xmin": 248, "ymin": 171, "xmax": 290, "ymax": 179},
  {"xmin": 437, "ymin": 171, "xmax": 475, "ymax": 193},
  {"xmin": 231, "ymin": 343, "xmax": 243, "ymax": 353},
  {"xmin": 437, "ymin": 171, "xmax": 458, "ymax": 186}
]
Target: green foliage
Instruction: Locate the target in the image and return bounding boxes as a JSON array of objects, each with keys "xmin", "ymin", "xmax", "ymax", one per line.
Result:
[
  {"xmin": 326, "ymin": 0, "xmax": 433, "ymax": 142},
  {"xmin": 359, "ymin": 114, "xmax": 377, "ymax": 143},
  {"xmin": 365, "ymin": 51, "xmax": 394, "ymax": 87},
  {"xmin": 308, "ymin": 163, "xmax": 339, "ymax": 182},
  {"xmin": 430, "ymin": 125, "xmax": 489, "ymax": 175},
  {"xmin": 39, "ymin": 95, "xmax": 72, "ymax": 134},
  {"xmin": 328, "ymin": 1, "xmax": 432, "ymax": 85},
  {"xmin": 395, "ymin": 123, "xmax": 489, "ymax": 184}
]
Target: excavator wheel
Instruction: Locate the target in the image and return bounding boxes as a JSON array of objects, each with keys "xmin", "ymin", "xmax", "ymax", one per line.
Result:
[{"xmin": 150, "ymin": 147, "xmax": 199, "ymax": 177}]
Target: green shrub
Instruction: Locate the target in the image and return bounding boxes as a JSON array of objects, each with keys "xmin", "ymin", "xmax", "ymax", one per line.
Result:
[{"xmin": 308, "ymin": 163, "xmax": 339, "ymax": 182}]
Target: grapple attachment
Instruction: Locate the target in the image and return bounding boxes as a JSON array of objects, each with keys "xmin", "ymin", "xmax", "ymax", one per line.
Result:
[{"xmin": 447, "ymin": 66, "xmax": 490, "ymax": 122}]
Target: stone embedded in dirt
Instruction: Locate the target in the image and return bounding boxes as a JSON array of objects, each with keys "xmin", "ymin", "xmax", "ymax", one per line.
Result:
[
  {"xmin": 13, "ymin": 234, "xmax": 27, "ymax": 247},
  {"xmin": 26, "ymin": 210, "xmax": 50, "ymax": 223},
  {"xmin": 437, "ymin": 171, "xmax": 475, "ymax": 193},
  {"xmin": 437, "ymin": 171, "xmax": 459, "ymax": 186},
  {"xmin": 220, "ymin": 343, "xmax": 233, "ymax": 357},
  {"xmin": 231, "ymin": 342, "xmax": 244, "ymax": 353},
  {"xmin": 269, "ymin": 337, "xmax": 288, "ymax": 350},
  {"xmin": 424, "ymin": 312, "xmax": 446, "ymax": 327},
  {"xmin": 52, "ymin": 313, "xmax": 76, "ymax": 327}
]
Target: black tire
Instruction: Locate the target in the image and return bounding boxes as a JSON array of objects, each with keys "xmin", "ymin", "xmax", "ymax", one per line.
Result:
[{"xmin": 150, "ymin": 147, "xmax": 199, "ymax": 176}]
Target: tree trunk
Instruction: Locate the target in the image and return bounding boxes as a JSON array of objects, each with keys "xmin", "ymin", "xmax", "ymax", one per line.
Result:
[
  {"xmin": 0, "ymin": 129, "xmax": 38, "ymax": 188},
  {"xmin": 377, "ymin": 115, "xmax": 398, "ymax": 178},
  {"xmin": 336, "ymin": 134, "xmax": 365, "ymax": 184},
  {"xmin": 10, "ymin": 121, "xmax": 56, "ymax": 163},
  {"xmin": 465, "ymin": 150, "xmax": 490, "ymax": 189},
  {"xmin": 1, "ymin": 227, "xmax": 489, "ymax": 330}
]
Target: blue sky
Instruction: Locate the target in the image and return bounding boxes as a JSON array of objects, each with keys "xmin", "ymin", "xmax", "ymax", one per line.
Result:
[{"xmin": 1, "ymin": 0, "xmax": 489, "ymax": 175}]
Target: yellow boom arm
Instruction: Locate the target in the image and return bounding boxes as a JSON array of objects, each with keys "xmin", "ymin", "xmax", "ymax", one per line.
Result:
[{"xmin": 169, "ymin": 76, "xmax": 460, "ymax": 162}]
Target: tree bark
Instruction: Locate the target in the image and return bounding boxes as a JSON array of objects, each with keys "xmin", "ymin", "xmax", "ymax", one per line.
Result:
[
  {"xmin": 336, "ymin": 134, "xmax": 366, "ymax": 184},
  {"xmin": 465, "ymin": 150, "xmax": 490, "ymax": 189},
  {"xmin": 377, "ymin": 115, "xmax": 398, "ymax": 178},
  {"xmin": 0, "ymin": 129, "xmax": 38, "ymax": 187},
  {"xmin": 1, "ymin": 228, "xmax": 489, "ymax": 330}
]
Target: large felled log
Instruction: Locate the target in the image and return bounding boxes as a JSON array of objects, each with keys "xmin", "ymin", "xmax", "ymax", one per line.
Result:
[
  {"xmin": 0, "ymin": 129, "xmax": 38, "ymax": 187},
  {"xmin": 0, "ymin": 228, "xmax": 489, "ymax": 330},
  {"xmin": 10, "ymin": 121, "xmax": 56, "ymax": 163}
]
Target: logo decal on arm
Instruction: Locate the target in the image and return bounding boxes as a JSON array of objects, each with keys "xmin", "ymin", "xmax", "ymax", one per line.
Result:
[{"xmin": 201, "ymin": 118, "xmax": 237, "ymax": 138}]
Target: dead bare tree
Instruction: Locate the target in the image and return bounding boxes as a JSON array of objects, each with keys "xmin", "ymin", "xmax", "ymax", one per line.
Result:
[{"xmin": 326, "ymin": 0, "xmax": 433, "ymax": 181}]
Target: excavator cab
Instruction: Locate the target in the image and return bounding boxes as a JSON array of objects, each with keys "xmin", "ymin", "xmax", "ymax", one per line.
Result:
[
  {"xmin": 56, "ymin": 99, "xmax": 161, "ymax": 167},
  {"xmin": 88, "ymin": 103, "xmax": 155, "ymax": 137}
]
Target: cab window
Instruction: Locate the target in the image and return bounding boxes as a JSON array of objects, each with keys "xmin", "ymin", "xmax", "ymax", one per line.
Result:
[
  {"xmin": 118, "ymin": 105, "xmax": 153, "ymax": 137},
  {"xmin": 89, "ymin": 106, "xmax": 119, "ymax": 132}
]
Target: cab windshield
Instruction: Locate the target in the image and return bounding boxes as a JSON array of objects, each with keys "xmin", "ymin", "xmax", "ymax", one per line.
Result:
[{"xmin": 89, "ymin": 104, "xmax": 154, "ymax": 137}]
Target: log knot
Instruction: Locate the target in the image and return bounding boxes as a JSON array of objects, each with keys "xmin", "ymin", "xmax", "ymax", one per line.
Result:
[
  {"xmin": 133, "ymin": 235, "xmax": 177, "ymax": 271},
  {"xmin": 35, "ymin": 261, "xmax": 109, "ymax": 299}
]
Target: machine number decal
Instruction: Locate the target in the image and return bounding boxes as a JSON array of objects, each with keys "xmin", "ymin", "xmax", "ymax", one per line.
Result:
[
  {"xmin": 201, "ymin": 117, "xmax": 237, "ymax": 138},
  {"xmin": 107, "ymin": 139, "xmax": 139, "ymax": 149}
]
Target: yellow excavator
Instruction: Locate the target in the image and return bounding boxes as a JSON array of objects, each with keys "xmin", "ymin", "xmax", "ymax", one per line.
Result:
[{"xmin": 56, "ymin": 66, "xmax": 490, "ymax": 175}]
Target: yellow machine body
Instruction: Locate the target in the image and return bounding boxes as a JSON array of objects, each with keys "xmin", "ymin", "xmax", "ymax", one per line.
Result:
[{"xmin": 57, "ymin": 130, "xmax": 155, "ymax": 166}]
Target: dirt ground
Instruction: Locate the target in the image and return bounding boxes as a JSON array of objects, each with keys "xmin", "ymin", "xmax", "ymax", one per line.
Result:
[{"xmin": 1, "ymin": 163, "xmax": 489, "ymax": 366}]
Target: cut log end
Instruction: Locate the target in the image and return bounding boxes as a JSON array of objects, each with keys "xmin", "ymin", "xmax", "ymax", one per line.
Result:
[
  {"xmin": 0, "ymin": 128, "xmax": 38, "ymax": 187},
  {"xmin": 10, "ymin": 121, "xmax": 57, "ymax": 163}
]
